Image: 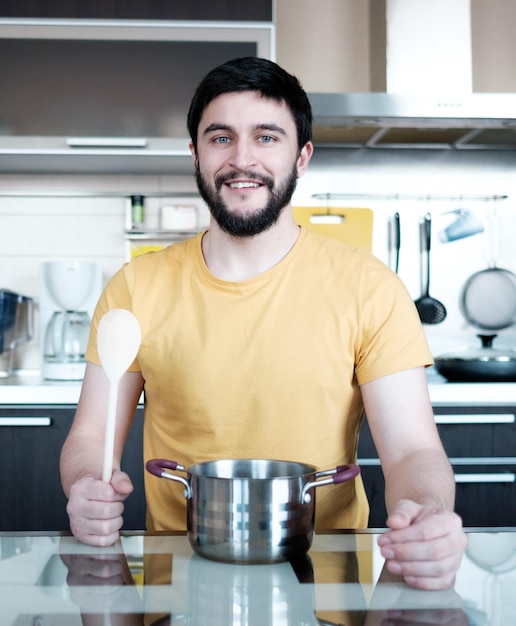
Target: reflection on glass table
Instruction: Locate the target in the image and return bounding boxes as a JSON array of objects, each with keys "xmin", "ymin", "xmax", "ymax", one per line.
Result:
[{"xmin": 0, "ymin": 531, "xmax": 514, "ymax": 625}]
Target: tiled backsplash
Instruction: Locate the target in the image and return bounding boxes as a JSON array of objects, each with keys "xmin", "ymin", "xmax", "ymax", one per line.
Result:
[
  {"xmin": 2, "ymin": 148, "xmax": 516, "ymax": 372},
  {"xmin": 296, "ymin": 149, "xmax": 516, "ymax": 356},
  {"xmin": 0, "ymin": 173, "xmax": 208, "ymax": 371}
]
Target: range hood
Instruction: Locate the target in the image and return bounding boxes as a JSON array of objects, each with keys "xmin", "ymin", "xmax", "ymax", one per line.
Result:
[
  {"xmin": 310, "ymin": 0, "xmax": 516, "ymax": 151},
  {"xmin": 309, "ymin": 91, "xmax": 516, "ymax": 150}
]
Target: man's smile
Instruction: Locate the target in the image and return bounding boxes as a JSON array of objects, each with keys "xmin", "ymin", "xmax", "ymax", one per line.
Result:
[{"xmin": 227, "ymin": 181, "xmax": 262, "ymax": 189}]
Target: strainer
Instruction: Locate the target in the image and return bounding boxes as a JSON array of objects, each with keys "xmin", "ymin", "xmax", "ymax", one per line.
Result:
[{"xmin": 460, "ymin": 209, "xmax": 516, "ymax": 331}]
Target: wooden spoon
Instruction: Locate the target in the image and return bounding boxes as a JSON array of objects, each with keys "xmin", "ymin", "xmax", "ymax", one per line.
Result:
[{"xmin": 97, "ymin": 309, "xmax": 141, "ymax": 482}]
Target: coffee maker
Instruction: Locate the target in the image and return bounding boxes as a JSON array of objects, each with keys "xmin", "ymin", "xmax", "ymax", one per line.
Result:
[{"xmin": 40, "ymin": 261, "xmax": 103, "ymax": 380}]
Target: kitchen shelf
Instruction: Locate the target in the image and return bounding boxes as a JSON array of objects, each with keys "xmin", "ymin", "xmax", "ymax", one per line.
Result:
[{"xmin": 125, "ymin": 229, "xmax": 202, "ymax": 241}]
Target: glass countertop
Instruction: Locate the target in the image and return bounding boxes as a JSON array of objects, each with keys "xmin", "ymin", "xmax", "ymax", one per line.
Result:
[{"xmin": 0, "ymin": 530, "xmax": 515, "ymax": 625}]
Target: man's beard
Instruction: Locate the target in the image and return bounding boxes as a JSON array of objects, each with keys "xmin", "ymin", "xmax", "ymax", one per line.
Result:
[{"xmin": 195, "ymin": 164, "xmax": 298, "ymax": 237}]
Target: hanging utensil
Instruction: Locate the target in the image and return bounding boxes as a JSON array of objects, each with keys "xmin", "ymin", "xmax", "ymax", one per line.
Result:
[
  {"xmin": 414, "ymin": 213, "xmax": 447, "ymax": 324},
  {"xmin": 97, "ymin": 309, "xmax": 141, "ymax": 483},
  {"xmin": 459, "ymin": 205, "xmax": 516, "ymax": 331},
  {"xmin": 393, "ymin": 211, "xmax": 401, "ymax": 273}
]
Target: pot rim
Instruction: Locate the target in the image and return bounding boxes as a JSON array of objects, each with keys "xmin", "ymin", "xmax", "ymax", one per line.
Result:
[{"xmin": 186, "ymin": 458, "xmax": 318, "ymax": 480}]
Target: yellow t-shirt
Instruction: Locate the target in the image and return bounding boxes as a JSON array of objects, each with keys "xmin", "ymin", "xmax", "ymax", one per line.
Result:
[{"xmin": 86, "ymin": 228, "xmax": 433, "ymax": 532}]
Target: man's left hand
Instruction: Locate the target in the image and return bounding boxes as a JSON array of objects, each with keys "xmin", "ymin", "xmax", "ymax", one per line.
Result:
[{"xmin": 377, "ymin": 499, "xmax": 468, "ymax": 590}]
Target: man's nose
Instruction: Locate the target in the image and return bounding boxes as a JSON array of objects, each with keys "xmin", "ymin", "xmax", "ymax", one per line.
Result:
[{"xmin": 228, "ymin": 139, "xmax": 258, "ymax": 171}]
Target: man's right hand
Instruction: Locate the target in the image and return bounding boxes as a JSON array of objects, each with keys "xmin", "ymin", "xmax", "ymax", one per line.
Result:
[{"xmin": 66, "ymin": 470, "xmax": 134, "ymax": 546}]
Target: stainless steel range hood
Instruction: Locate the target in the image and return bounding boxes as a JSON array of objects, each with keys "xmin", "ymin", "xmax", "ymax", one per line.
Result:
[
  {"xmin": 309, "ymin": 0, "xmax": 516, "ymax": 150},
  {"xmin": 309, "ymin": 91, "xmax": 516, "ymax": 150}
]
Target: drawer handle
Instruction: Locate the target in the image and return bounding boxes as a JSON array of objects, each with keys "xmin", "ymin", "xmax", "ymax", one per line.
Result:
[
  {"xmin": 454, "ymin": 473, "xmax": 515, "ymax": 484},
  {"xmin": 67, "ymin": 137, "xmax": 148, "ymax": 148},
  {"xmin": 436, "ymin": 414, "xmax": 515, "ymax": 424},
  {"xmin": 0, "ymin": 417, "xmax": 52, "ymax": 427},
  {"xmin": 356, "ymin": 458, "xmax": 381, "ymax": 466},
  {"xmin": 449, "ymin": 457, "xmax": 516, "ymax": 465}
]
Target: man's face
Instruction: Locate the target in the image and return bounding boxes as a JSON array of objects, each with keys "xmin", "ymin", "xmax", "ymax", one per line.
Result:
[{"xmin": 190, "ymin": 91, "xmax": 312, "ymax": 237}]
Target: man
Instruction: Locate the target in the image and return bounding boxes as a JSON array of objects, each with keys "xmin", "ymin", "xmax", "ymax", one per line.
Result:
[{"xmin": 60, "ymin": 57, "xmax": 466, "ymax": 590}]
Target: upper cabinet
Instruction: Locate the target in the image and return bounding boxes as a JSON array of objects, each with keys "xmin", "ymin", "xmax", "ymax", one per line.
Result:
[
  {"xmin": 0, "ymin": 1, "xmax": 273, "ymax": 22},
  {"xmin": 0, "ymin": 14, "xmax": 274, "ymax": 174},
  {"xmin": 276, "ymin": 0, "xmax": 516, "ymax": 95}
]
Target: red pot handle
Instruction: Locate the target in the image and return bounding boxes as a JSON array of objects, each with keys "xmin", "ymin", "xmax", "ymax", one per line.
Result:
[
  {"xmin": 145, "ymin": 458, "xmax": 191, "ymax": 498},
  {"xmin": 301, "ymin": 463, "xmax": 361, "ymax": 503},
  {"xmin": 333, "ymin": 464, "xmax": 361, "ymax": 484},
  {"xmin": 145, "ymin": 458, "xmax": 185, "ymax": 477}
]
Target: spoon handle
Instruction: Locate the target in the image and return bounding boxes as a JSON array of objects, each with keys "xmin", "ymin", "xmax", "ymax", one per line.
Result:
[{"xmin": 102, "ymin": 380, "xmax": 120, "ymax": 482}]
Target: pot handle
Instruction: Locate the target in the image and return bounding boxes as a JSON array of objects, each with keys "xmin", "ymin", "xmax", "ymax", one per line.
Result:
[
  {"xmin": 145, "ymin": 458, "xmax": 192, "ymax": 499},
  {"xmin": 301, "ymin": 464, "xmax": 360, "ymax": 504}
]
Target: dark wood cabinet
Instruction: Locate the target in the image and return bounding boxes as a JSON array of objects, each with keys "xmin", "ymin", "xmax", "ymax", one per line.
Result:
[
  {"xmin": 0, "ymin": 1, "xmax": 273, "ymax": 21},
  {"xmin": 0, "ymin": 405, "xmax": 146, "ymax": 531},
  {"xmin": 358, "ymin": 405, "xmax": 516, "ymax": 528}
]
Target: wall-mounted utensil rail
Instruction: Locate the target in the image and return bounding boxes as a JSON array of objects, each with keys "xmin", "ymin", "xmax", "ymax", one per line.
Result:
[{"xmin": 312, "ymin": 193, "xmax": 508, "ymax": 202}]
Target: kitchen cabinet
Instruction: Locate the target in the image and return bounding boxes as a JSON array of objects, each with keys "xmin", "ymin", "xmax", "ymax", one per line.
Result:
[
  {"xmin": 0, "ymin": 19, "xmax": 273, "ymax": 174},
  {"xmin": 0, "ymin": 405, "xmax": 146, "ymax": 531},
  {"xmin": 0, "ymin": 1, "xmax": 273, "ymax": 21},
  {"xmin": 358, "ymin": 405, "xmax": 516, "ymax": 527},
  {"xmin": 276, "ymin": 1, "xmax": 516, "ymax": 94}
]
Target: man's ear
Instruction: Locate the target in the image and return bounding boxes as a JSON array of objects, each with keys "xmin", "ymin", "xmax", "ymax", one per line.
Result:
[
  {"xmin": 189, "ymin": 141, "xmax": 198, "ymax": 168},
  {"xmin": 296, "ymin": 141, "xmax": 314, "ymax": 178}
]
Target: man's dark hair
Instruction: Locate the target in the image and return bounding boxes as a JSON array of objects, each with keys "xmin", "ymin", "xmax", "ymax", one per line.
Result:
[{"xmin": 187, "ymin": 56, "xmax": 313, "ymax": 153}]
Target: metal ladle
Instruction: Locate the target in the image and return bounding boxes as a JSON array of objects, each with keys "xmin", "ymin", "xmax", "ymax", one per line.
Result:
[
  {"xmin": 97, "ymin": 309, "xmax": 141, "ymax": 482},
  {"xmin": 414, "ymin": 213, "xmax": 447, "ymax": 324}
]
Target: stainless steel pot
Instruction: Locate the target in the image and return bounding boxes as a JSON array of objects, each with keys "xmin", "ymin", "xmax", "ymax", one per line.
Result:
[{"xmin": 146, "ymin": 458, "xmax": 360, "ymax": 564}]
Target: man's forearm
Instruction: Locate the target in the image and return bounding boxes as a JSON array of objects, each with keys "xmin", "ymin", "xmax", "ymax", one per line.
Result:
[
  {"xmin": 60, "ymin": 430, "xmax": 106, "ymax": 496},
  {"xmin": 383, "ymin": 447, "xmax": 456, "ymax": 515}
]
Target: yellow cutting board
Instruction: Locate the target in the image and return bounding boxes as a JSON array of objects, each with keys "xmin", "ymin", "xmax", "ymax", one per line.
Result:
[{"xmin": 292, "ymin": 206, "xmax": 373, "ymax": 251}]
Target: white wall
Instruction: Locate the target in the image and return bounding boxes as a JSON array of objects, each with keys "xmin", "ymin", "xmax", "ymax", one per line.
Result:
[
  {"xmin": 1, "ymin": 150, "xmax": 516, "ymax": 373},
  {"xmin": 293, "ymin": 148, "xmax": 516, "ymax": 357}
]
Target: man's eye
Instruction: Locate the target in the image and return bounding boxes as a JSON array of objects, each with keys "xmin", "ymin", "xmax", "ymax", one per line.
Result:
[
  {"xmin": 214, "ymin": 136, "xmax": 230, "ymax": 144},
  {"xmin": 259, "ymin": 135, "xmax": 274, "ymax": 143}
]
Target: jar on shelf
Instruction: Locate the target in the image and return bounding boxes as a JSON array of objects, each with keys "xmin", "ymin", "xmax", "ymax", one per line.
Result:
[{"xmin": 130, "ymin": 195, "xmax": 145, "ymax": 229}]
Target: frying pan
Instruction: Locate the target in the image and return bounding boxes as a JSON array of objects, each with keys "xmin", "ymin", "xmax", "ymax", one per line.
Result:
[
  {"xmin": 434, "ymin": 334, "xmax": 516, "ymax": 382},
  {"xmin": 435, "ymin": 209, "xmax": 516, "ymax": 382}
]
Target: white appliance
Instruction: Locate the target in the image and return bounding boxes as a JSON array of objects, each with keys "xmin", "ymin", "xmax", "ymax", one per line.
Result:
[{"xmin": 39, "ymin": 261, "xmax": 103, "ymax": 380}]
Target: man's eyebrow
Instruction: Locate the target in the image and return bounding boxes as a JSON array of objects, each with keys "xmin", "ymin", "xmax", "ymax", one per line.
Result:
[
  {"xmin": 255, "ymin": 123, "xmax": 287, "ymax": 136},
  {"xmin": 203, "ymin": 123, "xmax": 232, "ymax": 135},
  {"xmin": 202, "ymin": 122, "xmax": 288, "ymax": 136}
]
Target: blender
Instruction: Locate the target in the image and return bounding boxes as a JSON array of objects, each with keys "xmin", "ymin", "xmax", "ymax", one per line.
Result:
[{"xmin": 39, "ymin": 261, "xmax": 102, "ymax": 380}]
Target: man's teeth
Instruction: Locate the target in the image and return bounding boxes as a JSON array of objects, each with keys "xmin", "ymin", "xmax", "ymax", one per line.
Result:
[{"xmin": 229, "ymin": 182, "xmax": 260, "ymax": 189}]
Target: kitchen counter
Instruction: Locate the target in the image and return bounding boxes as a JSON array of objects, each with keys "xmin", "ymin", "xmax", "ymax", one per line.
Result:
[
  {"xmin": 0, "ymin": 529, "xmax": 514, "ymax": 625},
  {"xmin": 2, "ymin": 370, "xmax": 516, "ymax": 406},
  {"xmin": 0, "ymin": 375, "xmax": 82, "ymax": 404}
]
